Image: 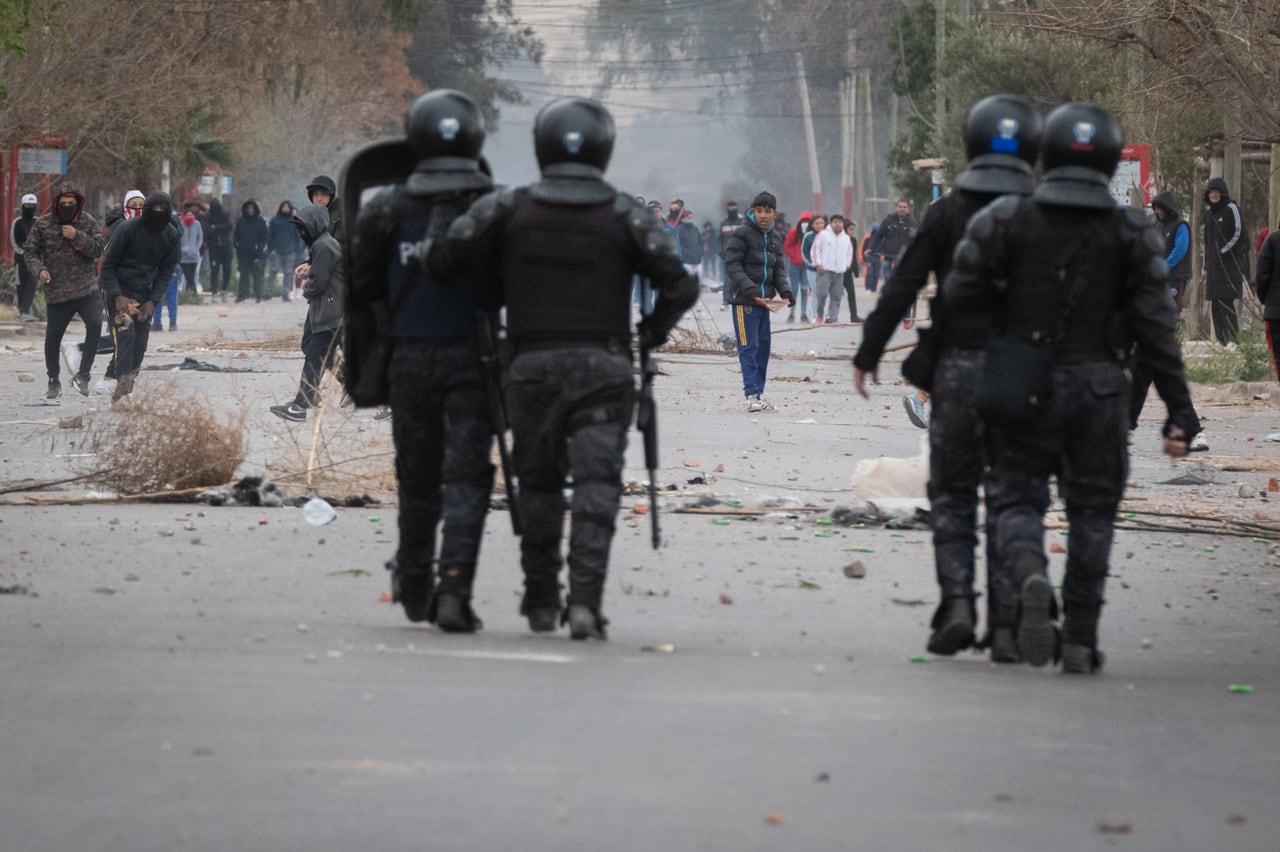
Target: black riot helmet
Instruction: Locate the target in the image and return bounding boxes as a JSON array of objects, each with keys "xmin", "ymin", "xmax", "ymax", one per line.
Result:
[
  {"xmin": 1041, "ymin": 102, "xmax": 1123, "ymax": 176},
  {"xmin": 533, "ymin": 97, "xmax": 616, "ymax": 179},
  {"xmin": 404, "ymin": 89, "xmax": 485, "ymax": 162},
  {"xmin": 1035, "ymin": 102, "xmax": 1124, "ymax": 210},
  {"xmin": 953, "ymin": 94, "xmax": 1042, "ymax": 195}
]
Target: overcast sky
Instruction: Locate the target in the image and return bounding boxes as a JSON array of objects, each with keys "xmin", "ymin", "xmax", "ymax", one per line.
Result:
[{"xmin": 484, "ymin": 1, "xmax": 751, "ymax": 223}]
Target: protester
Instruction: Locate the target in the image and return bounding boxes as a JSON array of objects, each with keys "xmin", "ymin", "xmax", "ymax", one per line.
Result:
[
  {"xmin": 267, "ymin": 200, "xmax": 304, "ymax": 301},
  {"xmin": 811, "ymin": 213, "xmax": 854, "ymax": 324},
  {"xmin": 676, "ymin": 208, "xmax": 703, "ymax": 277},
  {"xmin": 233, "ymin": 199, "xmax": 269, "ymax": 302},
  {"xmin": 21, "ymin": 183, "xmax": 105, "ymax": 399},
  {"xmin": 205, "ymin": 199, "xmax": 233, "ymax": 302},
  {"xmin": 783, "ymin": 211, "xmax": 812, "ymax": 323},
  {"xmin": 10, "ymin": 193, "xmax": 38, "ymax": 320},
  {"xmin": 724, "ymin": 191, "xmax": 793, "ymax": 412},
  {"xmin": 178, "ymin": 207, "xmax": 203, "ymax": 297},
  {"xmin": 719, "ymin": 200, "xmax": 742, "ymax": 307},
  {"xmin": 269, "ymin": 204, "xmax": 343, "ymax": 422},
  {"xmin": 99, "ymin": 191, "xmax": 181, "ymax": 401},
  {"xmin": 1202, "ymin": 177, "xmax": 1249, "ymax": 344}
]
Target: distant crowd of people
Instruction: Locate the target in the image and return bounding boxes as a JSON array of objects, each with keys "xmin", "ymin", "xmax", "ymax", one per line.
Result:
[{"xmin": 7, "ymin": 175, "xmax": 346, "ymax": 410}]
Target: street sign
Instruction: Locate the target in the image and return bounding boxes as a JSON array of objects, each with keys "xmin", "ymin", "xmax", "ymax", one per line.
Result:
[
  {"xmin": 17, "ymin": 147, "xmax": 67, "ymax": 175},
  {"xmin": 199, "ymin": 174, "xmax": 215, "ymax": 195}
]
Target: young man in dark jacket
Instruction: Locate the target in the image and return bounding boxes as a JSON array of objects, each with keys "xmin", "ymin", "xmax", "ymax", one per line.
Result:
[
  {"xmin": 270, "ymin": 204, "xmax": 343, "ymax": 422},
  {"xmin": 233, "ymin": 200, "xmax": 269, "ymax": 302},
  {"xmin": 724, "ymin": 191, "xmax": 793, "ymax": 412},
  {"xmin": 99, "ymin": 190, "xmax": 181, "ymax": 401},
  {"xmin": 267, "ymin": 200, "xmax": 304, "ymax": 301},
  {"xmin": 1202, "ymin": 177, "xmax": 1249, "ymax": 344},
  {"xmin": 22, "ymin": 183, "xmax": 105, "ymax": 399},
  {"xmin": 865, "ymin": 198, "xmax": 919, "ymax": 285},
  {"xmin": 205, "ymin": 199, "xmax": 234, "ymax": 301},
  {"xmin": 10, "ymin": 193, "xmax": 39, "ymax": 320}
]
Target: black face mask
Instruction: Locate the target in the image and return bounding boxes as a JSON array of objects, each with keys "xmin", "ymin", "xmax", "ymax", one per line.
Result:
[
  {"xmin": 57, "ymin": 203, "xmax": 78, "ymax": 222},
  {"xmin": 727, "ymin": 207, "xmax": 738, "ymax": 217},
  {"xmin": 20, "ymin": 206, "xmax": 35, "ymax": 221},
  {"xmin": 143, "ymin": 208, "xmax": 170, "ymax": 231}
]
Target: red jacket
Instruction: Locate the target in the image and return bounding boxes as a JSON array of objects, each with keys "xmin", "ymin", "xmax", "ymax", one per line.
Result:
[{"xmin": 782, "ymin": 210, "xmax": 812, "ymax": 265}]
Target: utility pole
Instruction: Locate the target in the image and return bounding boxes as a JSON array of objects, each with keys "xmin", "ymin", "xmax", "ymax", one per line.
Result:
[
  {"xmin": 841, "ymin": 34, "xmax": 857, "ymax": 222},
  {"xmin": 796, "ymin": 52, "xmax": 824, "ymax": 214},
  {"xmin": 934, "ymin": 0, "xmax": 946, "ymax": 152},
  {"xmin": 862, "ymin": 69, "xmax": 878, "ymax": 227}
]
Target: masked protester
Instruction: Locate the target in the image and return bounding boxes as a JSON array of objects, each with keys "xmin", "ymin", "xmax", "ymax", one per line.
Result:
[
  {"xmin": 205, "ymin": 199, "xmax": 234, "ymax": 301},
  {"xmin": 718, "ymin": 200, "xmax": 741, "ymax": 305},
  {"xmin": 99, "ymin": 191, "xmax": 181, "ymax": 402},
  {"xmin": 233, "ymin": 200, "xmax": 269, "ymax": 302},
  {"xmin": 269, "ymin": 204, "xmax": 343, "ymax": 422},
  {"xmin": 21, "ymin": 184, "xmax": 105, "ymax": 399},
  {"xmin": 10, "ymin": 193, "xmax": 39, "ymax": 320},
  {"xmin": 942, "ymin": 103, "xmax": 1198, "ymax": 673},
  {"xmin": 855, "ymin": 95, "xmax": 1043, "ymax": 661},
  {"xmin": 428, "ymin": 97, "xmax": 698, "ymax": 639},
  {"xmin": 345, "ymin": 89, "xmax": 502, "ymax": 631}
]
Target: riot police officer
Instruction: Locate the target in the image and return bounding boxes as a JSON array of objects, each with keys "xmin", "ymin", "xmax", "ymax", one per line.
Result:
[
  {"xmin": 428, "ymin": 97, "xmax": 699, "ymax": 639},
  {"xmin": 345, "ymin": 90, "xmax": 501, "ymax": 632},
  {"xmin": 942, "ymin": 102, "xmax": 1198, "ymax": 673},
  {"xmin": 853, "ymin": 94, "xmax": 1044, "ymax": 662}
]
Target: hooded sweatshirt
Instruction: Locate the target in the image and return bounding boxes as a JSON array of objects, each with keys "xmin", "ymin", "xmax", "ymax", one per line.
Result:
[
  {"xmin": 1151, "ymin": 191, "xmax": 1190, "ymax": 281},
  {"xmin": 268, "ymin": 203, "xmax": 305, "ymax": 255},
  {"xmin": 1203, "ymin": 177, "xmax": 1248, "ymax": 298},
  {"xmin": 99, "ymin": 191, "xmax": 181, "ymax": 304},
  {"xmin": 179, "ymin": 213, "xmax": 204, "ymax": 264},
  {"xmin": 293, "ymin": 204, "xmax": 344, "ymax": 332},
  {"xmin": 783, "ymin": 211, "xmax": 813, "ymax": 265},
  {"xmin": 205, "ymin": 199, "xmax": 233, "ymax": 254},
  {"xmin": 233, "ymin": 200, "xmax": 269, "ymax": 258},
  {"xmin": 22, "ymin": 182, "xmax": 105, "ymax": 304}
]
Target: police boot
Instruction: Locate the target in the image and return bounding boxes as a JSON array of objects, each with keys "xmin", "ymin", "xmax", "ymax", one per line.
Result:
[
  {"xmin": 985, "ymin": 587, "xmax": 1021, "ymax": 663},
  {"xmin": 565, "ymin": 604, "xmax": 608, "ymax": 641},
  {"xmin": 521, "ymin": 590, "xmax": 562, "ymax": 633},
  {"xmin": 387, "ymin": 558, "xmax": 433, "ymax": 624},
  {"xmin": 926, "ymin": 595, "xmax": 975, "ymax": 655},
  {"xmin": 1060, "ymin": 605, "xmax": 1105, "ymax": 674},
  {"xmin": 431, "ymin": 565, "xmax": 482, "ymax": 633},
  {"xmin": 988, "ymin": 628, "xmax": 1020, "ymax": 663},
  {"xmin": 433, "ymin": 593, "xmax": 483, "ymax": 633},
  {"xmin": 1012, "ymin": 551, "xmax": 1059, "ymax": 668}
]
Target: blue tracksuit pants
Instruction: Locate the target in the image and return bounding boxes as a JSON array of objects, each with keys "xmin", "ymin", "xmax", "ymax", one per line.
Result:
[{"xmin": 732, "ymin": 303, "xmax": 771, "ymax": 398}]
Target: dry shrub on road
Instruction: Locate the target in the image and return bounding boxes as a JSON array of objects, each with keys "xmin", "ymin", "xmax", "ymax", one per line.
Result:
[{"xmin": 84, "ymin": 378, "xmax": 246, "ymax": 495}]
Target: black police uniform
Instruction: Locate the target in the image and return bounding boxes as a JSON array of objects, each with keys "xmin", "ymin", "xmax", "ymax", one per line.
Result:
[
  {"xmin": 429, "ymin": 98, "xmax": 699, "ymax": 638},
  {"xmin": 853, "ymin": 94, "xmax": 1043, "ymax": 659},
  {"xmin": 347, "ymin": 90, "xmax": 500, "ymax": 631},
  {"xmin": 943, "ymin": 103, "xmax": 1200, "ymax": 672}
]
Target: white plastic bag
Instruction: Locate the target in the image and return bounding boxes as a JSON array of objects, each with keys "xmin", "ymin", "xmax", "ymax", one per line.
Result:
[{"xmin": 850, "ymin": 435, "xmax": 929, "ymax": 501}]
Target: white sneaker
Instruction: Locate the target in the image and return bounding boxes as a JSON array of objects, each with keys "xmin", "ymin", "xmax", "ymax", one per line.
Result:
[
  {"xmin": 746, "ymin": 396, "xmax": 776, "ymax": 413},
  {"xmin": 1188, "ymin": 432, "xmax": 1209, "ymax": 452}
]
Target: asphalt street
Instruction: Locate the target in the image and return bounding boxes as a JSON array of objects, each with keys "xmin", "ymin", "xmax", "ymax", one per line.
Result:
[{"xmin": 1, "ymin": 294, "xmax": 1278, "ymax": 851}]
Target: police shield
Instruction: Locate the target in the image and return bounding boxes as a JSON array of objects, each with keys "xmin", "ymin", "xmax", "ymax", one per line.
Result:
[{"xmin": 338, "ymin": 138, "xmax": 419, "ymax": 406}]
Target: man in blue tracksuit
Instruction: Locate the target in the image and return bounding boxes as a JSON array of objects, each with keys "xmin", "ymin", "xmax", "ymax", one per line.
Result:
[{"xmin": 724, "ymin": 191, "xmax": 793, "ymax": 412}]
